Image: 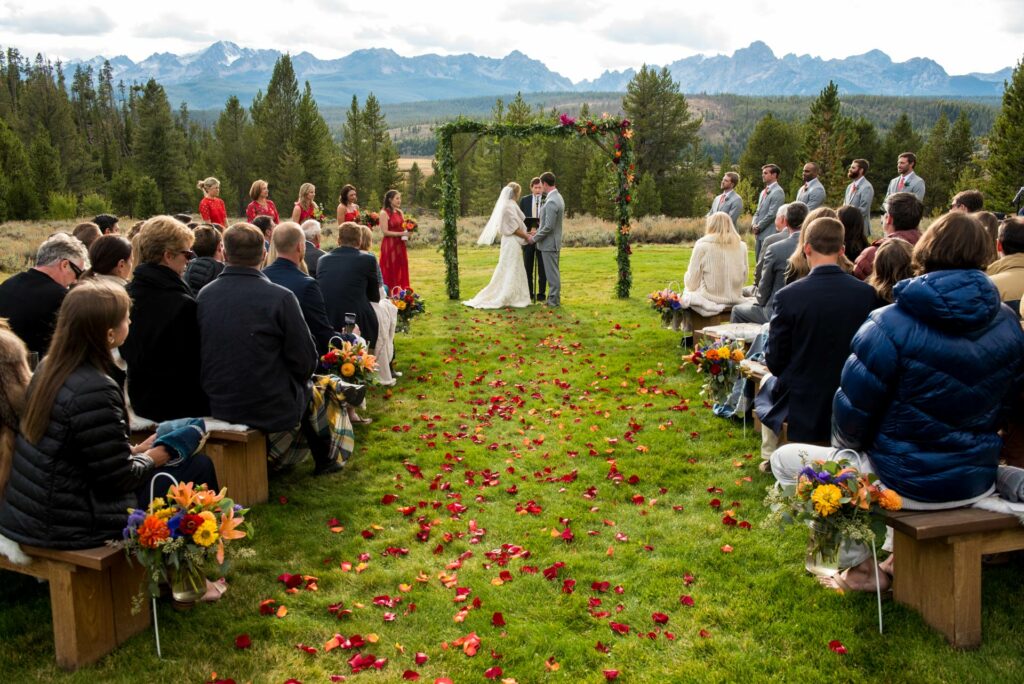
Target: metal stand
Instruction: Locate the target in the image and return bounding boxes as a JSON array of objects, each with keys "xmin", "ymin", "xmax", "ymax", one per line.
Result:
[
  {"xmin": 147, "ymin": 471, "xmax": 180, "ymax": 659},
  {"xmin": 871, "ymin": 542, "xmax": 885, "ymax": 634}
]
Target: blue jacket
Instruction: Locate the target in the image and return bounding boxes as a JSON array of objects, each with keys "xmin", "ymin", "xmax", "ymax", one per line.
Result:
[
  {"xmin": 832, "ymin": 269, "xmax": 1024, "ymax": 502},
  {"xmin": 263, "ymin": 257, "xmax": 337, "ymax": 356}
]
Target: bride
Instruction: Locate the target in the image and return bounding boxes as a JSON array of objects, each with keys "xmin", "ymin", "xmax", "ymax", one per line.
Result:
[{"xmin": 463, "ymin": 182, "xmax": 533, "ymax": 309}]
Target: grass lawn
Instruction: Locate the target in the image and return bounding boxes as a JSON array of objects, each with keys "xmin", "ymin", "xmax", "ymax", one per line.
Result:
[{"xmin": 1, "ymin": 244, "xmax": 1021, "ymax": 683}]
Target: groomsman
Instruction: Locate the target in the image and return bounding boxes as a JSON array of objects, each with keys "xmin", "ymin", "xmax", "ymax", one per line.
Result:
[
  {"xmin": 884, "ymin": 152, "xmax": 926, "ymax": 210},
  {"xmin": 752, "ymin": 164, "xmax": 786, "ymax": 259},
  {"xmin": 520, "ymin": 177, "xmax": 547, "ymax": 302},
  {"xmin": 844, "ymin": 159, "xmax": 874, "ymax": 237},
  {"xmin": 795, "ymin": 163, "xmax": 826, "ymax": 210},
  {"xmin": 707, "ymin": 172, "xmax": 743, "ymax": 226}
]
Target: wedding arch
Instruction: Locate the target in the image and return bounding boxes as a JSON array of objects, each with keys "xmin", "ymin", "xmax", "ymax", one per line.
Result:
[{"xmin": 435, "ymin": 115, "xmax": 637, "ymax": 300}]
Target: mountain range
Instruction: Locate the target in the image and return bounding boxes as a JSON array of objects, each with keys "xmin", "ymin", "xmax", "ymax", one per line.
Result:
[{"xmin": 66, "ymin": 41, "xmax": 1012, "ymax": 109}]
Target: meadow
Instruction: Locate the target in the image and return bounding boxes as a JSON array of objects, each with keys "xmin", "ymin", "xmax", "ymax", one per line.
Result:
[{"xmin": 0, "ymin": 241, "xmax": 1020, "ymax": 683}]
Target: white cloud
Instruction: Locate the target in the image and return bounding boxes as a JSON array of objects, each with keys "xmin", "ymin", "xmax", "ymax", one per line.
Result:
[{"xmin": 1, "ymin": 4, "xmax": 114, "ymax": 35}]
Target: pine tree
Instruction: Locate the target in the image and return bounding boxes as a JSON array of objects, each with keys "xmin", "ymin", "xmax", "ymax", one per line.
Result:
[
  {"xmin": 945, "ymin": 110, "xmax": 975, "ymax": 185},
  {"xmin": 404, "ymin": 162, "xmax": 425, "ymax": 207},
  {"xmin": 250, "ymin": 55, "xmax": 300, "ymax": 189},
  {"xmin": 363, "ymin": 93, "xmax": 400, "ymax": 200},
  {"xmin": 276, "ymin": 142, "xmax": 306, "ymax": 206},
  {"xmin": 28, "ymin": 130, "xmax": 65, "ymax": 212},
  {"xmin": 877, "ymin": 113, "xmax": 923, "ymax": 186},
  {"xmin": 984, "ymin": 58, "xmax": 1024, "ymax": 211},
  {"xmin": 339, "ymin": 95, "xmax": 369, "ymax": 191},
  {"xmin": 0, "ymin": 117, "xmax": 38, "ymax": 220},
  {"xmin": 739, "ymin": 113, "xmax": 800, "ymax": 197},
  {"xmin": 632, "ymin": 172, "xmax": 661, "ymax": 217},
  {"xmin": 917, "ymin": 113, "xmax": 951, "ymax": 213},
  {"xmin": 580, "ymin": 155, "xmax": 616, "ymax": 220},
  {"xmin": 801, "ymin": 81, "xmax": 851, "ymax": 205},
  {"xmin": 133, "ymin": 78, "xmax": 189, "ymax": 212},
  {"xmin": 214, "ymin": 96, "xmax": 253, "ymax": 217},
  {"xmin": 294, "ymin": 82, "xmax": 335, "ymax": 199},
  {"xmin": 135, "ymin": 175, "xmax": 163, "ymax": 217}
]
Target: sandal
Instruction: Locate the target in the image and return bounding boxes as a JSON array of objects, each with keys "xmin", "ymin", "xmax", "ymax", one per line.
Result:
[
  {"xmin": 351, "ymin": 416, "xmax": 373, "ymax": 425},
  {"xmin": 202, "ymin": 578, "xmax": 228, "ymax": 603}
]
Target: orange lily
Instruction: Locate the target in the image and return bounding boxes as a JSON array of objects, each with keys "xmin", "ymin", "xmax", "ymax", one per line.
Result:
[
  {"xmin": 167, "ymin": 481, "xmax": 197, "ymax": 508},
  {"xmin": 217, "ymin": 508, "xmax": 248, "ymax": 564},
  {"xmin": 194, "ymin": 486, "xmax": 227, "ymax": 507}
]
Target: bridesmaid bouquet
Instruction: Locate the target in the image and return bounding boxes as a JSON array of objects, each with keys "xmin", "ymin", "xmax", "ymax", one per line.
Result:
[
  {"xmin": 401, "ymin": 215, "xmax": 418, "ymax": 232},
  {"xmin": 390, "ymin": 286, "xmax": 426, "ymax": 333},
  {"xmin": 320, "ymin": 339, "xmax": 379, "ymax": 386},
  {"xmin": 312, "ymin": 202, "xmax": 329, "ymax": 224},
  {"xmin": 359, "ymin": 211, "xmax": 380, "ymax": 227}
]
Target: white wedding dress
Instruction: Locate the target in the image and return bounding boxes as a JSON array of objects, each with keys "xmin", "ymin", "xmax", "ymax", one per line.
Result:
[{"xmin": 463, "ymin": 194, "xmax": 532, "ymax": 309}]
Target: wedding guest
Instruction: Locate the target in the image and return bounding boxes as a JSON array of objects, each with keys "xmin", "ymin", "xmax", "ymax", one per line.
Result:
[
  {"xmin": 263, "ymin": 222, "xmax": 335, "ymax": 355},
  {"xmin": 867, "ymin": 238, "xmax": 913, "ymax": 304},
  {"xmin": 183, "ymin": 225, "xmax": 225, "ymax": 295},
  {"xmin": 772, "ymin": 212, "xmax": 1024, "ymax": 593},
  {"xmin": 246, "ymin": 179, "xmax": 280, "ymax": 225},
  {"xmin": 359, "ymin": 224, "xmax": 398, "ymax": 387},
  {"xmin": 337, "ymin": 184, "xmax": 360, "ymax": 223},
  {"xmin": 318, "ymin": 222, "xmax": 381, "ymax": 349},
  {"xmin": 837, "ymin": 205, "xmax": 869, "ymax": 262},
  {"xmin": 748, "ymin": 204, "xmax": 792, "ymax": 294},
  {"xmin": 795, "ymin": 163, "xmax": 826, "ymax": 210},
  {"xmin": 706, "ymin": 172, "xmax": 743, "ymax": 227},
  {"xmin": 677, "ymin": 212, "xmax": 748, "ymax": 337},
  {"xmin": 756, "ymin": 217, "xmax": 879, "ymax": 464},
  {"xmin": 975, "ymin": 211, "xmax": 1001, "ymax": 262},
  {"xmin": 122, "ymin": 216, "xmax": 209, "ymax": 422},
  {"xmin": 291, "ymin": 183, "xmax": 317, "ymax": 224},
  {"xmin": 126, "ymin": 220, "xmax": 145, "ymax": 241},
  {"xmin": 0, "ymin": 319, "xmax": 30, "ymax": 500},
  {"xmin": 93, "ymin": 213, "xmax": 120, "ymax": 235},
  {"xmin": 950, "ymin": 189, "xmax": 984, "ymax": 213},
  {"xmin": 732, "ymin": 202, "xmax": 807, "ymax": 324},
  {"xmin": 853, "ymin": 192, "xmax": 923, "ymax": 281},
  {"xmin": 302, "ymin": 219, "xmax": 325, "ymax": 276},
  {"xmin": 197, "ymin": 223, "xmax": 341, "ymax": 476},
  {"xmin": 0, "ymin": 232, "xmax": 86, "ymax": 355},
  {"xmin": 785, "ymin": 207, "xmax": 848, "ymax": 284},
  {"xmin": 72, "ymin": 221, "xmax": 101, "ymax": 249},
  {"xmin": 752, "ymin": 164, "xmax": 785, "ymax": 259},
  {"xmin": 197, "ymin": 177, "xmax": 228, "ymax": 227},
  {"xmin": 0, "ymin": 282, "xmax": 175, "ymax": 549},
  {"xmin": 379, "ymin": 190, "xmax": 410, "ymax": 289},
  {"xmin": 987, "ymin": 217, "xmax": 1024, "ymax": 311},
  {"xmin": 174, "ymin": 213, "xmax": 194, "ymax": 226},
  {"xmin": 82, "ymin": 235, "xmax": 133, "ymax": 286}
]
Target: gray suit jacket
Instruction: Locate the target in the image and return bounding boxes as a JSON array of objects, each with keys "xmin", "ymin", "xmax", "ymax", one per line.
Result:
[
  {"xmin": 754, "ymin": 228, "xmax": 788, "ymax": 285},
  {"xmin": 533, "ymin": 189, "xmax": 564, "ymax": 253},
  {"xmin": 885, "ymin": 172, "xmax": 926, "ymax": 203},
  {"xmin": 795, "ymin": 178, "xmax": 826, "ymax": 210},
  {"xmin": 844, "ymin": 179, "xmax": 874, "ymax": 234},
  {"xmin": 756, "ymin": 231, "xmax": 799, "ymax": 317},
  {"xmin": 752, "ymin": 183, "xmax": 785, "ymax": 234},
  {"xmin": 708, "ymin": 191, "xmax": 743, "ymax": 226}
]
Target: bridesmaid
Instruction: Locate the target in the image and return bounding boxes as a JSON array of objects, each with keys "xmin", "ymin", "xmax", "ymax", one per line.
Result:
[
  {"xmin": 291, "ymin": 183, "xmax": 317, "ymax": 223},
  {"xmin": 246, "ymin": 179, "xmax": 280, "ymax": 224},
  {"xmin": 379, "ymin": 189, "xmax": 410, "ymax": 290},
  {"xmin": 197, "ymin": 177, "xmax": 227, "ymax": 227},
  {"xmin": 337, "ymin": 184, "xmax": 359, "ymax": 224}
]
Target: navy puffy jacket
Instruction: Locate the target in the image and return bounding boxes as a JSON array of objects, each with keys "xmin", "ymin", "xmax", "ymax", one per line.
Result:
[{"xmin": 832, "ymin": 269, "xmax": 1024, "ymax": 503}]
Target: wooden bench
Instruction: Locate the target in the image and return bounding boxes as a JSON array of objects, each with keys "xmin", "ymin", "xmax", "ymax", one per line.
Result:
[
  {"xmin": 883, "ymin": 508, "xmax": 1024, "ymax": 649},
  {"xmin": 132, "ymin": 429, "xmax": 268, "ymax": 507},
  {"xmin": 0, "ymin": 544, "xmax": 150, "ymax": 670}
]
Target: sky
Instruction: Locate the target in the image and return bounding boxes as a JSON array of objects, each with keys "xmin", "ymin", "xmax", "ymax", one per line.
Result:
[{"xmin": 0, "ymin": 0, "xmax": 1021, "ymax": 82}]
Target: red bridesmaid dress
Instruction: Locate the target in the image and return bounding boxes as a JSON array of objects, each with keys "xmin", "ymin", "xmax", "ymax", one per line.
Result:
[
  {"xmin": 199, "ymin": 197, "xmax": 227, "ymax": 226},
  {"xmin": 343, "ymin": 207, "xmax": 359, "ymax": 222},
  {"xmin": 295, "ymin": 202, "xmax": 315, "ymax": 223},
  {"xmin": 379, "ymin": 208, "xmax": 409, "ymax": 290}
]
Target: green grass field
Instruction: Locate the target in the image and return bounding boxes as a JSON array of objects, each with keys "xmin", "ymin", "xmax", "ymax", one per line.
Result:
[{"xmin": 1, "ymin": 245, "xmax": 1021, "ymax": 683}]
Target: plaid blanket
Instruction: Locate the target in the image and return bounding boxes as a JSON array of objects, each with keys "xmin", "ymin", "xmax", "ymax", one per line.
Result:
[{"xmin": 267, "ymin": 375, "xmax": 357, "ymax": 471}]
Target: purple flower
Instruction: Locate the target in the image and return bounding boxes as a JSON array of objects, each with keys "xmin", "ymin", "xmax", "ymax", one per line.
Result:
[{"xmin": 167, "ymin": 513, "xmax": 183, "ymax": 539}]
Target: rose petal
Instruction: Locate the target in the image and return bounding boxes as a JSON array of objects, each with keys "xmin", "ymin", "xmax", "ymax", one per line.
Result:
[
  {"xmin": 829, "ymin": 639, "xmax": 848, "ymax": 654},
  {"xmin": 234, "ymin": 633, "xmax": 251, "ymax": 649}
]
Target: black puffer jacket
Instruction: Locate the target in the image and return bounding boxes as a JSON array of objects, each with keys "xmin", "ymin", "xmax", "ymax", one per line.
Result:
[
  {"xmin": 184, "ymin": 256, "xmax": 225, "ymax": 295},
  {"xmin": 0, "ymin": 364, "xmax": 152, "ymax": 549}
]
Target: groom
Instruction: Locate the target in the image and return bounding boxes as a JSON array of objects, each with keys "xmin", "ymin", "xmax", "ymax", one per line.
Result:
[{"xmin": 529, "ymin": 171, "xmax": 564, "ymax": 307}]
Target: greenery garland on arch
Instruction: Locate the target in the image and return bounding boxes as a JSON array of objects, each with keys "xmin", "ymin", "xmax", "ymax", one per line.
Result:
[{"xmin": 436, "ymin": 114, "xmax": 637, "ymax": 300}]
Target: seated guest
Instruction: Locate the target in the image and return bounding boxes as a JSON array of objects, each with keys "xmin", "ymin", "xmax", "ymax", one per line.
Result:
[
  {"xmin": 72, "ymin": 221, "xmax": 101, "ymax": 249},
  {"xmin": 122, "ymin": 216, "xmax": 209, "ymax": 422},
  {"xmin": 317, "ymin": 221, "xmax": 381, "ymax": 349},
  {"xmin": 0, "ymin": 283, "xmax": 183, "ymax": 549},
  {"xmin": 853, "ymin": 192, "xmax": 923, "ymax": 280},
  {"xmin": 975, "ymin": 211, "xmax": 1001, "ymax": 262},
  {"xmin": 867, "ymin": 238, "xmax": 913, "ymax": 304},
  {"xmin": 197, "ymin": 223, "xmax": 341, "ymax": 476},
  {"xmin": 837, "ymin": 205, "xmax": 869, "ymax": 262},
  {"xmin": 93, "ymin": 213, "xmax": 120, "ymax": 235},
  {"xmin": 183, "ymin": 225, "xmax": 226, "ymax": 295},
  {"xmin": 732, "ymin": 203, "xmax": 808, "ymax": 324},
  {"xmin": 784, "ymin": 207, "xmax": 849, "ymax": 284},
  {"xmin": 83, "ymin": 235, "xmax": 134, "ymax": 286},
  {"xmin": 302, "ymin": 219, "xmax": 325, "ymax": 276},
  {"xmin": 950, "ymin": 189, "xmax": 984, "ymax": 213},
  {"xmin": 757, "ymin": 217, "xmax": 879, "ymax": 464},
  {"xmin": 252, "ymin": 215, "xmax": 275, "ymax": 252},
  {"xmin": 678, "ymin": 212, "xmax": 748, "ymax": 336},
  {"xmin": 772, "ymin": 212, "xmax": 1024, "ymax": 593},
  {"xmin": 359, "ymin": 224, "xmax": 398, "ymax": 386},
  {"xmin": 0, "ymin": 232, "xmax": 86, "ymax": 355},
  {"xmin": 0, "ymin": 319, "xmax": 30, "ymax": 501},
  {"xmin": 127, "ymin": 220, "xmax": 145, "ymax": 241},
  {"xmin": 986, "ymin": 216, "xmax": 1024, "ymax": 312}
]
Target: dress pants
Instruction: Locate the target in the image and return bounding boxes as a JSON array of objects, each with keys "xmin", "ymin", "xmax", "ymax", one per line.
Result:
[
  {"xmin": 522, "ymin": 243, "xmax": 546, "ymax": 300},
  {"xmin": 539, "ymin": 250, "xmax": 560, "ymax": 306}
]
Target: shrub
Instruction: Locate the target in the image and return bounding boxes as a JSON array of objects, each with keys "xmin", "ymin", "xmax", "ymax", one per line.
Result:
[
  {"xmin": 135, "ymin": 176, "xmax": 163, "ymax": 218},
  {"xmin": 47, "ymin": 192, "xmax": 78, "ymax": 220},
  {"xmin": 81, "ymin": 193, "xmax": 110, "ymax": 217}
]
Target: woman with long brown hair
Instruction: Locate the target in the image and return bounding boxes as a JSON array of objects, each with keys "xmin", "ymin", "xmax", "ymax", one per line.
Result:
[{"xmin": 379, "ymin": 189, "xmax": 410, "ymax": 289}]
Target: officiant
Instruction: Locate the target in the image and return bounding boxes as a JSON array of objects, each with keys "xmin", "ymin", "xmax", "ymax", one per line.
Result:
[{"xmin": 520, "ymin": 177, "xmax": 547, "ymax": 302}]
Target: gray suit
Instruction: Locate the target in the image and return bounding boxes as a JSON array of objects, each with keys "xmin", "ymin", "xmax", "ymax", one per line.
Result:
[
  {"xmin": 795, "ymin": 178, "xmax": 826, "ymax": 210},
  {"xmin": 752, "ymin": 183, "xmax": 785, "ymax": 259},
  {"xmin": 844, "ymin": 178, "xmax": 874, "ymax": 237},
  {"xmin": 731, "ymin": 230, "xmax": 799, "ymax": 324},
  {"xmin": 753, "ymin": 228, "xmax": 788, "ymax": 286},
  {"xmin": 707, "ymin": 190, "xmax": 743, "ymax": 227},
  {"xmin": 533, "ymin": 188, "xmax": 564, "ymax": 306},
  {"xmin": 884, "ymin": 172, "xmax": 926, "ymax": 205}
]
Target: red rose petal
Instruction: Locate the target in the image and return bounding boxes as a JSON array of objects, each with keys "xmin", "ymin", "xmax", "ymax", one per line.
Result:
[
  {"xmin": 829, "ymin": 639, "xmax": 848, "ymax": 654},
  {"xmin": 234, "ymin": 633, "xmax": 251, "ymax": 649},
  {"xmin": 603, "ymin": 670, "xmax": 620, "ymax": 680},
  {"xmin": 483, "ymin": 666, "xmax": 503, "ymax": 679},
  {"xmin": 492, "ymin": 612, "xmax": 506, "ymax": 627},
  {"xmin": 652, "ymin": 612, "xmax": 669, "ymax": 624}
]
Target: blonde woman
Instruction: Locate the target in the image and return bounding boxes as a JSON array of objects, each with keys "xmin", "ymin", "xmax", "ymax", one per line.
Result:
[
  {"xmin": 676, "ymin": 212, "xmax": 749, "ymax": 333},
  {"xmin": 291, "ymin": 183, "xmax": 317, "ymax": 224},
  {"xmin": 197, "ymin": 177, "xmax": 227, "ymax": 227},
  {"xmin": 463, "ymin": 182, "xmax": 532, "ymax": 309},
  {"xmin": 784, "ymin": 207, "xmax": 854, "ymax": 283},
  {"xmin": 359, "ymin": 225, "xmax": 398, "ymax": 386}
]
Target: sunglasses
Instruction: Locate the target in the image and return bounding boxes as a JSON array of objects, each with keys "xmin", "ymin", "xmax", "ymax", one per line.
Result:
[
  {"xmin": 180, "ymin": 249, "xmax": 197, "ymax": 261},
  {"xmin": 66, "ymin": 259, "xmax": 83, "ymax": 279}
]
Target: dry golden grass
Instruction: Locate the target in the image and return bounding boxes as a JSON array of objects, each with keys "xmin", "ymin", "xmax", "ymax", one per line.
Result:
[{"xmin": 398, "ymin": 157, "xmax": 434, "ymax": 176}]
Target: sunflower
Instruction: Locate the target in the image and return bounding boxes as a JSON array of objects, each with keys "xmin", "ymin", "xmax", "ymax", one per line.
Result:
[
  {"xmin": 811, "ymin": 484, "xmax": 843, "ymax": 517},
  {"xmin": 193, "ymin": 520, "xmax": 219, "ymax": 547}
]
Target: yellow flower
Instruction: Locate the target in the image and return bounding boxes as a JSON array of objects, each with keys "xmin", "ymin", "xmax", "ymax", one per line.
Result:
[
  {"xmin": 878, "ymin": 489, "xmax": 903, "ymax": 511},
  {"xmin": 193, "ymin": 520, "xmax": 219, "ymax": 547},
  {"xmin": 148, "ymin": 497, "xmax": 166, "ymax": 513},
  {"xmin": 340, "ymin": 362, "xmax": 356, "ymax": 377},
  {"xmin": 396, "ymin": 300, "xmax": 407, "ymax": 310},
  {"xmin": 811, "ymin": 484, "xmax": 843, "ymax": 517},
  {"xmin": 717, "ymin": 346, "xmax": 732, "ymax": 361},
  {"xmin": 731, "ymin": 349, "xmax": 745, "ymax": 362}
]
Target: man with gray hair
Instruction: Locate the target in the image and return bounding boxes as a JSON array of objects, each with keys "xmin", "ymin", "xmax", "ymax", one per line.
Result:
[
  {"xmin": 0, "ymin": 232, "xmax": 88, "ymax": 354},
  {"xmin": 301, "ymin": 219, "xmax": 325, "ymax": 276}
]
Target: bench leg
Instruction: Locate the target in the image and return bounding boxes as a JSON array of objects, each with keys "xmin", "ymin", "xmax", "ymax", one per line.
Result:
[
  {"xmin": 48, "ymin": 566, "xmax": 118, "ymax": 670},
  {"xmin": 205, "ymin": 439, "xmax": 269, "ymax": 507},
  {"xmin": 109, "ymin": 557, "xmax": 151, "ymax": 645},
  {"xmin": 892, "ymin": 531, "xmax": 983, "ymax": 649}
]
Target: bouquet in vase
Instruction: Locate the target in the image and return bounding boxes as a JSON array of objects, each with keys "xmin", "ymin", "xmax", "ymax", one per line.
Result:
[
  {"xmin": 684, "ymin": 340, "xmax": 745, "ymax": 404},
  {"xmin": 647, "ymin": 288, "xmax": 682, "ymax": 327},
  {"xmin": 360, "ymin": 211, "xmax": 380, "ymax": 228},
  {"xmin": 320, "ymin": 338, "xmax": 379, "ymax": 386},
  {"xmin": 764, "ymin": 456, "xmax": 902, "ymax": 576},
  {"xmin": 390, "ymin": 286, "xmax": 425, "ymax": 333},
  {"xmin": 121, "ymin": 483, "xmax": 251, "ymax": 603}
]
